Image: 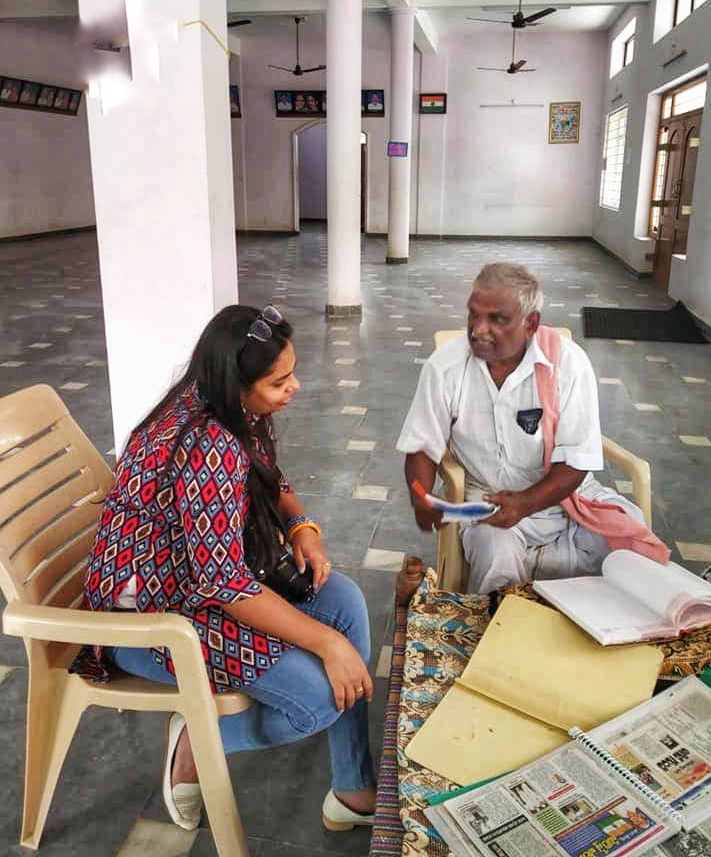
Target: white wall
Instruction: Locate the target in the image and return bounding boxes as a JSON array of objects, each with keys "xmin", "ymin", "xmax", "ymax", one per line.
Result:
[
  {"xmin": 415, "ymin": 30, "xmax": 606, "ymax": 236},
  {"xmin": 593, "ymin": 0, "xmax": 711, "ymax": 326},
  {"xmin": 0, "ymin": 22, "xmax": 95, "ymax": 238},
  {"xmin": 298, "ymin": 121, "xmax": 327, "ymax": 219},
  {"xmin": 231, "ymin": 13, "xmax": 391, "ymax": 233},
  {"xmin": 231, "ymin": 17, "xmax": 605, "ymax": 237}
]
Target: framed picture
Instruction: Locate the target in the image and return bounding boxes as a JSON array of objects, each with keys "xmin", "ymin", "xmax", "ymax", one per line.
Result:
[
  {"xmin": 362, "ymin": 89, "xmax": 385, "ymax": 116},
  {"xmin": 53, "ymin": 87, "xmax": 72, "ymax": 111},
  {"xmin": 548, "ymin": 101, "xmax": 581, "ymax": 144},
  {"xmin": 274, "ymin": 90, "xmax": 325, "ymax": 117},
  {"xmin": 67, "ymin": 89, "xmax": 82, "ymax": 115},
  {"xmin": 37, "ymin": 85, "xmax": 56, "ymax": 108},
  {"xmin": 0, "ymin": 77, "xmax": 22, "ymax": 104},
  {"xmin": 19, "ymin": 80, "xmax": 40, "ymax": 106},
  {"xmin": 229, "ymin": 85, "xmax": 241, "ymax": 118},
  {"xmin": 419, "ymin": 93, "xmax": 447, "ymax": 115}
]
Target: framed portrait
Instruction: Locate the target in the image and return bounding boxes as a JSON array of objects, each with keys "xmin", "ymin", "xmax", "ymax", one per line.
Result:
[
  {"xmin": 362, "ymin": 89, "xmax": 385, "ymax": 116},
  {"xmin": 19, "ymin": 80, "xmax": 40, "ymax": 106},
  {"xmin": 419, "ymin": 93, "xmax": 447, "ymax": 115},
  {"xmin": 0, "ymin": 77, "xmax": 22, "ymax": 104},
  {"xmin": 67, "ymin": 89, "xmax": 82, "ymax": 115},
  {"xmin": 53, "ymin": 87, "xmax": 72, "ymax": 111},
  {"xmin": 548, "ymin": 101, "xmax": 581, "ymax": 144},
  {"xmin": 229, "ymin": 85, "xmax": 241, "ymax": 118},
  {"xmin": 274, "ymin": 90, "xmax": 325, "ymax": 117},
  {"xmin": 36, "ymin": 85, "xmax": 57, "ymax": 109}
]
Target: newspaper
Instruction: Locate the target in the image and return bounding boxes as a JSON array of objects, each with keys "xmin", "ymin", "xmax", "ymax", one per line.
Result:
[
  {"xmin": 588, "ymin": 676, "xmax": 711, "ymax": 829},
  {"xmin": 425, "ymin": 677, "xmax": 711, "ymax": 857},
  {"xmin": 427, "ymin": 744, "xmax": 675, "ymax": 857}
]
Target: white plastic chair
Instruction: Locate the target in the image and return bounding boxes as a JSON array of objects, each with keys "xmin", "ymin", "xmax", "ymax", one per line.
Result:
[{"xmin": 0, "ymin": 384, "xmax": 253, "ymax": 855}]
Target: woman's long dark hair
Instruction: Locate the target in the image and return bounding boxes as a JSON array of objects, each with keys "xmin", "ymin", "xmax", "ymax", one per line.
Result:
[{"xmin": 135, "ymin": 305, "xmax": 293, "ymax": 575}]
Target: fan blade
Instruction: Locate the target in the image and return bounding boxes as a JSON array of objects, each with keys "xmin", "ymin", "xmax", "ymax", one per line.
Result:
[
  {"xmin": 467, "ymin": 16, "xmax": 510, "ymax": 23},
  {"xmin": 523, "ymin": 7, "xmax": 556, "ymax": 23},
  {"xmin": 227, "ymin": 18, "xmax": 252, "ymax": 28},
  {"xmin": 301, "ymin": 65, "xmax": 326, "ymax": 73},
  {"xmin": 268, "ymin": 65, "xmax": 295, "ymax": 73},
  {"xmin": 477, "ymin": 66, "xmax": 507, "ymax": 71},
  {"xmin": 513, "ymin": 59, "xmax": 527, "ymax": 70}
]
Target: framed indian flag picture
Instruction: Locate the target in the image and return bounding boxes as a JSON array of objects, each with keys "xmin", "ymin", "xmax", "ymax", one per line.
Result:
[{"xmin": 419, "ymin": 93, "xmax": 447, "ymax": 115}]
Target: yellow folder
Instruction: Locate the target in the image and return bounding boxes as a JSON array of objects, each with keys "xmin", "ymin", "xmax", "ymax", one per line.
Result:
[{"xmin": 404, "ymin": 594, "xmax": 664, "ymax": 786}]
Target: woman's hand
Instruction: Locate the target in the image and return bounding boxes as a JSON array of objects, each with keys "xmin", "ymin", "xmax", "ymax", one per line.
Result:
[
  {"xmin": 318, "ymin": 631, "xmax": 374, "ymax": 712},
  {"xmin": 290, "ymin": 527, "xmax": 332, "ymax": 589}
]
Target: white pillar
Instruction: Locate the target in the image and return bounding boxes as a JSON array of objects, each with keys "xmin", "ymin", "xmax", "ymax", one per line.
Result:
[
  {"xmin": 326, "ymin": 0, "xmax": 363, "ymax": 316},
  {"xmin": 386, "ymin": 8, "xmax": 415, "ymax": 264},
  {"xmin": 78, "ymin": 0, "xmax": 238, "ymax": 451}
]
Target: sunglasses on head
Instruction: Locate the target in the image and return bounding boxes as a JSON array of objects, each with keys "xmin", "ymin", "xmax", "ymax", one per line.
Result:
[{"xmin": 246, "ymin": 304, "xmax": 284, "ymax": 342}]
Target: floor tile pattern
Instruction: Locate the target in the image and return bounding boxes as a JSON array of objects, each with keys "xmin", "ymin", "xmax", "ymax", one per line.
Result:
[{"xmin": 1, "ymin": 226, "xmax": 710, "ymax": 856}]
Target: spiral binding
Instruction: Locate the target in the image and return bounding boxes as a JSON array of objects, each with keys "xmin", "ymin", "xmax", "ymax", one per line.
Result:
[{"xmin": 569, "ymin": 727, "xmax": 685, "ymax": 829}]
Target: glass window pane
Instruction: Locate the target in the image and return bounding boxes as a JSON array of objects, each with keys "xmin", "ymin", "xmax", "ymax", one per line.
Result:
[
  {"xmin": 672, "ymin": 80, "xmax": 707, "ymax": 115},
  {"xmin": 675, "ymin": 0, "xmax": 693, "ymax": 25},
  {"xmin": 600, "ymin": 106, "xmax": 628, "ymax": 210}
]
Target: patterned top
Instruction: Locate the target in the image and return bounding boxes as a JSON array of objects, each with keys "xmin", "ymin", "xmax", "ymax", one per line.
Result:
[{"xmin": 85, "ymin": 383, "xmax": 293, "ymax": 693}]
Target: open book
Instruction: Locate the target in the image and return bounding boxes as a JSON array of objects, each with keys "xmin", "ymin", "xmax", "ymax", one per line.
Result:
[
  {"xmin": 411, "ymin": 479, "xmax": 498, "ymax": 522},
  {"xmin": 404, "ymin": 594, "xmax": 663, "ymax": 786},
  {"xmin": 533, "ymin": 549, "xmax": 711, "ymax": 645},
  {"xmin": 425, "ymin": 675, "xmax": 711, "ymax": 857}
]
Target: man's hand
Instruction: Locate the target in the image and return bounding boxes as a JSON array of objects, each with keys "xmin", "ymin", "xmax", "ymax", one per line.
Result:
[
  {"xmin": 481, "ymin": 491, "xmax": 530, "ymax": 528},
  {"xmin": 413, "ymin": 500, "xmax": 444, "ymax": 533}
]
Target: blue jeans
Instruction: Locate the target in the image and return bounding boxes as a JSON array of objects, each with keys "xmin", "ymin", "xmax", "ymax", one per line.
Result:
[{"xmin": 106, "ymin": 570, "xmax": 375, "ymax": 793}]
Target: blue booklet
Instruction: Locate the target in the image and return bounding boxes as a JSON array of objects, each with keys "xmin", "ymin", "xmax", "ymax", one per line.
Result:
[{"xmin": 412, "ymin": 480, "xmax": 498, "ymax": 523}]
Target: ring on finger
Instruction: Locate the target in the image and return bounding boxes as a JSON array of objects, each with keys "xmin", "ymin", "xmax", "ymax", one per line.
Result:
[{"xmin": 355, "ymin": 686, "xmax": 364, "ymax": 695}]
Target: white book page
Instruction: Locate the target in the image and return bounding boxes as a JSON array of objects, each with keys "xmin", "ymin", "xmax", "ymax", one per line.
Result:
[
  {"xmin": 602, "ymin": 550, "xmax": 711, "ymax": 627},
  {"xmin": 533, "ymin": 577, "xmax": 672, "ymax": 644}
]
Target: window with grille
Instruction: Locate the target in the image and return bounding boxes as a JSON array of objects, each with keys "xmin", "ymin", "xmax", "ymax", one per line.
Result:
[{"xmin": 599, "ymin": 106, "xmax": 628, "ymax": 210}]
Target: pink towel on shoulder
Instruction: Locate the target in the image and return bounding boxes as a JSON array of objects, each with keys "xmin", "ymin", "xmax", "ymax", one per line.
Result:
[{"xmin": 535, "ymin": 325, "xmax": 670, "ymax": 564}]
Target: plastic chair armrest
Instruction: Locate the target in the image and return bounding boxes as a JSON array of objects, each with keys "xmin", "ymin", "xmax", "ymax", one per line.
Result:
[
  {"xmin": 602, "ymin": 435, "xmax": 652, "ymax": 527},
  {"xmin": 438, "ymin": 449, "xmax": 465, "ymax": 504},
  {"xmin": 2, "ymin": 602, "xmax": 200, "ymax": 653}
]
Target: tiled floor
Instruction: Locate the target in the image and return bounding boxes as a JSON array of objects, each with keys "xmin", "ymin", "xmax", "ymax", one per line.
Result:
[{"xmin": 1, "ymin": 225, "xmax": 710, "ymax": 856}]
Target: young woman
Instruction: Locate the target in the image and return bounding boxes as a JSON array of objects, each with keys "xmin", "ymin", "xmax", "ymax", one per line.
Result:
[{"xmin": 81, "ymin": 304, "xmax": 376, "ymax": 832}]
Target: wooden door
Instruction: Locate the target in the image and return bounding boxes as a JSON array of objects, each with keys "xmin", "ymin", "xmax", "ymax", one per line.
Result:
[{"xmin": 653, "ymin": 110, "xmax": 702, "ymax": 291}]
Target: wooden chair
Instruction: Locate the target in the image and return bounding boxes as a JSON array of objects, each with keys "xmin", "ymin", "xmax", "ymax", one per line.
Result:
[
  {"xmin": 0, "ymin": 384, "xmax": 252, "ymax": 855},
  {"xmin": 432, "ymin": 330, "xmax": 653, "ymax": 592}
]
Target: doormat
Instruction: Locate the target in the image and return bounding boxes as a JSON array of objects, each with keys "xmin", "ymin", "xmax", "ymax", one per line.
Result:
[{"xmin": 582, "ymin": 301, "xmax": 708, "ymax": 343}]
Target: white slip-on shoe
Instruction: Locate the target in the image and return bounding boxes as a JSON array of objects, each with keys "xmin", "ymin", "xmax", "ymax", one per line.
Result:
[
  {"xmin": 321, "ymin": 789, "xmax": 375, "ymax": 832},
  {"xmin": 162, "ymin": 712, "xmax": 203, "ymax": 831}
]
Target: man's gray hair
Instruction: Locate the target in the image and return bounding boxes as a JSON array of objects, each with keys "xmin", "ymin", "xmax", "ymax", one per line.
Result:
[{"xmin": 472, "ymin": 263, "xmax": 544, "ymax": 316}]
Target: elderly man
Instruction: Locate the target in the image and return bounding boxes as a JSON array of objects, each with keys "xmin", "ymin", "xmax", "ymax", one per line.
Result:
[{"xmin": 397, "ymin": 262, "xmax": 668, "ymax": 594}]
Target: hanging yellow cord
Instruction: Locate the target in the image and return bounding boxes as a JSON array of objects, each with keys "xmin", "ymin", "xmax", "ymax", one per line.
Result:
[{"xmin": 182, "ymin": 19, "xmax": 231, "ymax": 58}]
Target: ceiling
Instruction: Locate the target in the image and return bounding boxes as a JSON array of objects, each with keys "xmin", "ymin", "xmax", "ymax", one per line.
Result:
[{"xmin": 0, "ymin": 0, "xmax": 641, "ymax": 44}]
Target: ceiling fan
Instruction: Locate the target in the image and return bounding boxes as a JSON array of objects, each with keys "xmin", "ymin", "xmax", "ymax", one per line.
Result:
[
  {"xmin": 227, "ymin": 18, "xmax": 252, "ymax": 29},
  {"xmin": 477, "ymin": 29, "xmax": 536, "ymax": 73},
  {"xmin": 268, "ymin": 16, "xmax": 326, "ymax": 76},
  {"xmin": 468, "ymin": 0, "xmax": 557, "ymax": 28}
]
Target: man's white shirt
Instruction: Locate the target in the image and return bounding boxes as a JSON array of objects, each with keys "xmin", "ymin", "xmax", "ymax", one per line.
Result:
[{"xmin": 396, "ymin": 332, "xmax": 607, "ymax": 513}]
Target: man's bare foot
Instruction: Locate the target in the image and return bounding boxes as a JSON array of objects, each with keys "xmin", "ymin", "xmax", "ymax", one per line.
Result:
[
  {"xmin": 395, "ymin": 555, "xmax": 425, "ymax": 605},
  {"xmin": 334, "ymin": 785, "xmax": 377, "ymax": 815}
]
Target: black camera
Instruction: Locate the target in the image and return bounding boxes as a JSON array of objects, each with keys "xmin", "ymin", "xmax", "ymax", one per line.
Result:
[{"xmin": 257, "ymin": 551, "xmax": 315, "ymax": 603}]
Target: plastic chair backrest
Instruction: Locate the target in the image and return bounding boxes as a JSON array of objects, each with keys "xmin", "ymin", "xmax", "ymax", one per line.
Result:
[{"xmin": 0, "ymin": 384, "xmax": 114, "ymax": 609}]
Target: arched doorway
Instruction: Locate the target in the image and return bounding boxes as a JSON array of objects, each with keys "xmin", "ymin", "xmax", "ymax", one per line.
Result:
[{"xmin": 291, "ymin": 123, "xmax": 368, "ymax": 233}]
